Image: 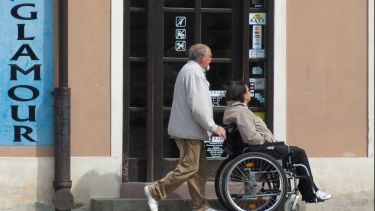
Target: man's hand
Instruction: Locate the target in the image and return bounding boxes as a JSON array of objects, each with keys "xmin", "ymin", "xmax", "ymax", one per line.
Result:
[{"xmin": 212, "ymin": 126, "xmax": 227, "ymax": 140}]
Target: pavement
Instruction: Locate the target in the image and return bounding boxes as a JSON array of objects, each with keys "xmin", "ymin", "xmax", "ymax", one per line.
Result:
[
  {"xmin": 304, "ymin": 192, "xmax": 374, "ymax": 211},
  {"xmin": 91, "ymin": 195, "xmax": 374, "ymax": 211},
  {"xmin": 91, "ymin": 182, "xmax": 374, "ymax": 211}
]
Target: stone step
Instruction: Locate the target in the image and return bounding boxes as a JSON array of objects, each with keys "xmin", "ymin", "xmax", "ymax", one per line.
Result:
[
  {"xmin": 90, "ymin": 198, "xmax": 302, "ymax": 211},
  {"xmin": 92, "ymin": 182, "xmax": 224, "ymax": 211},
  {"xmin": 93, "ymin": 182, "xmax": 375, "ymax": 211},
  {"xmin": 120, "ymin": 182, "xmax": 218, "ymax": 199},
  {"xmin": 91, "ymin": 199, "xmax": 225, "ymax": 211}
]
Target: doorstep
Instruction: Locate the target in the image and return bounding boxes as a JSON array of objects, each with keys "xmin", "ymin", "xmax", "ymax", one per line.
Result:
[
  {"xmin": 91, "ymin": 199, "xmax": 225, "ymax": 211},
  {"xmin": 120, "ymin": 181, "xmax": 218, "ymax": 199}
]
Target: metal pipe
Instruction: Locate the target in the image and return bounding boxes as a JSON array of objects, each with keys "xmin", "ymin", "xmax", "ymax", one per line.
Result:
[
  {"xmin": 53, "ymin": 0, "xmax": 73, "ymax": 210},
  {"xmin": 58, "ymin": 0, "xmax": 68, "ymax": 87}
]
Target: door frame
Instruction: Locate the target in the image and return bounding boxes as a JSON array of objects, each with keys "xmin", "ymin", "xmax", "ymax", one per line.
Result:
[{"xmin": 116, "ymin": 0, "xmax": 287, "ymax": 182}]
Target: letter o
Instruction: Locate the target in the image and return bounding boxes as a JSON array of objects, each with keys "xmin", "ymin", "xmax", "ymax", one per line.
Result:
[{"xmin": 8, "ymin": 85, "xmax": 39, "ymax": 102}]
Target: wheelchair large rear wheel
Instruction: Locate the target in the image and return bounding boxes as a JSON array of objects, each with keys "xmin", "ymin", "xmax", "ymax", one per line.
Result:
[
  {"xmin": 222, "ymin": 152, "xmax": 287, "ymax": 211},
  {"xmin": 215, "ymin": 156, "xmax": 237, "ymax": 210}
]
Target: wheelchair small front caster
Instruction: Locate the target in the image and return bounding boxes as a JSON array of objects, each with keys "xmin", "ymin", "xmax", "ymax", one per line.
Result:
[{"xmin": 282, "ymin": 195, "xmax": 305, "ymax": 211}]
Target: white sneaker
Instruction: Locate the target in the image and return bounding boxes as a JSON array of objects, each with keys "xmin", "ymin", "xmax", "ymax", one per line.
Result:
[
  {"xmin": 204, "ymin": 208, "xmax": 221, "ymax": 211},
  {"xmin": 193, "ymin": 207, "xmax": 221, "ymax": 211},
  {"xmin": 316, "ymin": 190, "xmax": 332, "ymax": 200},
  {"xmin": 144, "ymin": 186, "xmax": 158, "ymax": 211}
]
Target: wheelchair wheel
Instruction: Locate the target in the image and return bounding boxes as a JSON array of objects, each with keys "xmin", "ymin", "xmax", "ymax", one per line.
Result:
[
  {"xmin": 215, "ymin": 156, "xmax": 237, "ymax": 210},
  {"xmin": 222, "ymin": 152, "xmax": 287, "ymax": 211}
]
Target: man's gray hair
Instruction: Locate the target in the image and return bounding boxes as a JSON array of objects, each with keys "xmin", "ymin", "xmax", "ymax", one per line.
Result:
[{"xmin": 188, "ymin": 44, "xmax": 209, "ymax": 60}]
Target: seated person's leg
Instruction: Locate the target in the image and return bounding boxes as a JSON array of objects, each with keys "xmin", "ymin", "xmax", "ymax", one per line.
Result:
[
  {"xmin": 266, "ymin": 143, "xmax": 289, "ymax": 160},
  {"xmin": 289, "ymin": 146, "xmax": 332, "ymax": 202},
  {"xmin": 289, "ymin": 146, "xmax": 315, "ymax": 181}
]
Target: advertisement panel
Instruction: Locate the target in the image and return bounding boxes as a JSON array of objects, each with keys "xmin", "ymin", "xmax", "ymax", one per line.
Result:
[{"xmin": 0, "ymin": 1, "xmax": 54, "ymax": 146}]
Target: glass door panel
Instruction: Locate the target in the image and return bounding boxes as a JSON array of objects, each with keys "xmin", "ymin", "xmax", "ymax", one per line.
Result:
[
  {"xmin": 202, "ymin": 13, "xmax": 232, "ymax": 58},
  {"xmin": 129, "ymin": 111, "xmax": 147, "ymax": 158},
  {"xmin": 162, "ymin": 110, "xmax": 179, "ymax": 158},
  {"xmin": 129, "ymin": 62, "xmax": 147, "ymax": 107},
  {"xmin": 249, "ymin": 0, "xmax": 266, "ymax": 8},
  {"xmin": 206, "ymin": 63, "xmax": 232, "ymax": 90},
  {"xmin": 130, "ymin": 11, "xmax": 147, "ymax": 57},
  {"xmin": 164, "ymin": 0, "xmax": 194, "ymax": 8},
  {"xmin": 202, "ymin": 0, "xmax": 232, "ymax": 8},
  {"xmin": 130, "ymin": 0, "xmax": 146, "ymax": 7}
]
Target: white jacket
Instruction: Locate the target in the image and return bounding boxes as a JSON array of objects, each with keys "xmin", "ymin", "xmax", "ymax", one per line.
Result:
[{"xmin": 168, "ymin": 60, "xmax": 217, "ymax": 141}]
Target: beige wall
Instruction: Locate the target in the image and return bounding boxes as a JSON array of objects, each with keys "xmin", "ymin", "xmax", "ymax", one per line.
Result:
[
  {"xmin": 286, "ymin": 0, "xmax": 368, "ymax": 157},
  {"xmin": 69, "ymin": 0, "xmax": 111, "ymax": 156},
  {"xmin": 1, "ymin": 0, "xmax": 369, "ymax": 158},
  {"xmin": 0, "ymin": 0, "xmax": 111, "ymax": 156}
]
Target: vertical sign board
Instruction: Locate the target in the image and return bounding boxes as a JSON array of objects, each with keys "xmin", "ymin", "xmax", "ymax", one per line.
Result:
[
  {"xmin": 249, "ymin": 13, "xmax": 266, "ymax": 59},
  {"xmin": 0, "ymin": 1, "xmax": 54, "ymax": 146}
]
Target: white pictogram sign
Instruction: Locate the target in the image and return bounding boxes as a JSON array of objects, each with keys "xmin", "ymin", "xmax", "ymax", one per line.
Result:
[
  {"xmin": 175, "ymin": 29, "xmax": 186, "ymax": 39},
  {"xmin": 252, "ymin": 25, "xmax": 262, "ymax": 49},
  {"xmin": 249, "ymin": 13, "xmax": 266, "ymax": 25},
  {"xmin": 175, "ymin": 41, "xmax": 186, "ymax": 51},
  {"xmin": 210, "ymin": 90, "xmax": 226, "ymax": 107},
  {"xmin": 249, "ymin": 49, "xmax": 265, "ymax": 58},
  {"xmin": 249, "ymin": 78, "xmax": 266, "ymax": 90},
  {"xmin": 176, "ymin": 16, "xmax": 186, "ymax": 27}
]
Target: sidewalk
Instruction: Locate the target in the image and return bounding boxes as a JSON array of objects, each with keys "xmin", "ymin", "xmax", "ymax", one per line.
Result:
[
  {"xmin": 91, "ymin": 182, "xmax": 374, "ymax": 211},
  {"xmin": 91, "ymin": 195, "xmax": 374, "ymax": 211},
  {"xmin": 305, "ymin": 192, "xmax": 374, "ymax": 211}
]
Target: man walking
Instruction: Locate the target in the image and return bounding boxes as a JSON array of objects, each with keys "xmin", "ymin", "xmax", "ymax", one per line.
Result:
[{"xmin": 144, "ymin": 43, "xmax": 226, "ymax": 211}]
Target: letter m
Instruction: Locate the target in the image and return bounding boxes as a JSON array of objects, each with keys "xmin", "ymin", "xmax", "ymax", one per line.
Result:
[{"xmin": 10, "ymin": 64, "xmax": 41, "ymax": 80}]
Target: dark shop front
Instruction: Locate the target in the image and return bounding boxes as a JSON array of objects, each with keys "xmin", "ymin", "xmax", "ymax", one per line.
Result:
[{"xmin": 123, "ymin": 0, "xmax": 275, "ymax": 182}]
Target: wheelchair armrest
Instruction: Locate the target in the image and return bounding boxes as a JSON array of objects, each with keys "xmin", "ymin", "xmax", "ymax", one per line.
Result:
[
  {"xmin": 264, "ymin": 141, "xmax": 285, "ymax": 146},
  {"xmin": 246, "ymin": 141, "xmax": 285, "ymax": 148},
  {"xmin": 242, "ymin": 141, "xmax": 286, "ymax": 152}
]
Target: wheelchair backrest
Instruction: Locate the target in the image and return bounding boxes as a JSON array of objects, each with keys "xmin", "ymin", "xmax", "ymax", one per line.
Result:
[{"xmin": 222, "ymin": 123, "xmax": 247, "ymax": 156}]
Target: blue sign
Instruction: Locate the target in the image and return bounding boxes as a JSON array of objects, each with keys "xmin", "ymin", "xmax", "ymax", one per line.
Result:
[{"xmin": 0, "ymin": 1, "xmax": 54, "ymax": 146}]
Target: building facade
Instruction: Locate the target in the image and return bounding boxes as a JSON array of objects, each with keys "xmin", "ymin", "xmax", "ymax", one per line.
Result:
[{"xmin": 0, "ymin": 0, "xmax": 373, "ymax": 210}]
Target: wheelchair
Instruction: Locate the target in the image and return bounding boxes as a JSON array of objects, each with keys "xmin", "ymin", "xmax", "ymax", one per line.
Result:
[{"xmin": 214, "ymin": 124, "xmax": 317, "ymax": 211}]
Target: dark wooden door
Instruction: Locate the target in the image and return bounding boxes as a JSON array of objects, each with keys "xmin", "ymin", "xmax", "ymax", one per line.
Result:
[{"xmin": 123, "ymin": 0, "xmax": 274, "ymax": 182}]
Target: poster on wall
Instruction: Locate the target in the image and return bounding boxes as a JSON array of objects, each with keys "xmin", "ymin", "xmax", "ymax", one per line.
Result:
[
  {"xmin": 249, "ymin": 49, "xmax": 265, "ymax": 58},
  {"xmin": 204, "ymin": 136, "xmax": 227, "ymax": 158},
  {"xmin": 0, "ymin": 1, "xmax": 54, "ymax": 146},
  {"xmin": 249, "ymin": 78, "xmax": 266, "ymax": 90},
  {"xmin": 249, "ymin": 13, "xmax": 266, "ymax": 25},
  {"xmin": 251, "ymin": 65, "xmax": 263, "ymax": 75},
  {"xmin": 249, "ymin": 13, "xmax": 266, "ymax": 59},
  {"xmin": 252, "ymin": 25, "xmax": 262, "ymax": 49},
  {"xmin": 210, "ymin": 90, "xmax": 226, "ymax": 107}
]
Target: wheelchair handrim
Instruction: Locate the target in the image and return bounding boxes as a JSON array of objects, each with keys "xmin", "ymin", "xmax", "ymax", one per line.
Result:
[{"xmin": 223, "ymin": 152, "xmax": 287, "ymax": 211}]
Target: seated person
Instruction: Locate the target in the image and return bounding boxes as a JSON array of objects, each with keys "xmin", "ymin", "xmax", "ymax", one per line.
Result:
[{"xmin": 223, "ymin": 80, "xmax": 332, "ymax": 202}]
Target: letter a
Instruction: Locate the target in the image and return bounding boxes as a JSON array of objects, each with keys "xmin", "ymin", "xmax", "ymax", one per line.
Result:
[{"xmin": 10, "ymin": 44, "xmax": 39, "ymax": 61}]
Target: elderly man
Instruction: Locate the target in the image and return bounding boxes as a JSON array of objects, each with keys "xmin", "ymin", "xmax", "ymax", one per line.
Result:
[{"xmin": 144, "ymin": 43, "xmax": 226, "ymax": 211}]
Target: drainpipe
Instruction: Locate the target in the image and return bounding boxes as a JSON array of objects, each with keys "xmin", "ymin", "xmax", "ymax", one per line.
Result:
[{"xmin": 52, "ymin": 0, "xmax": 74, "ymax": 210}]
